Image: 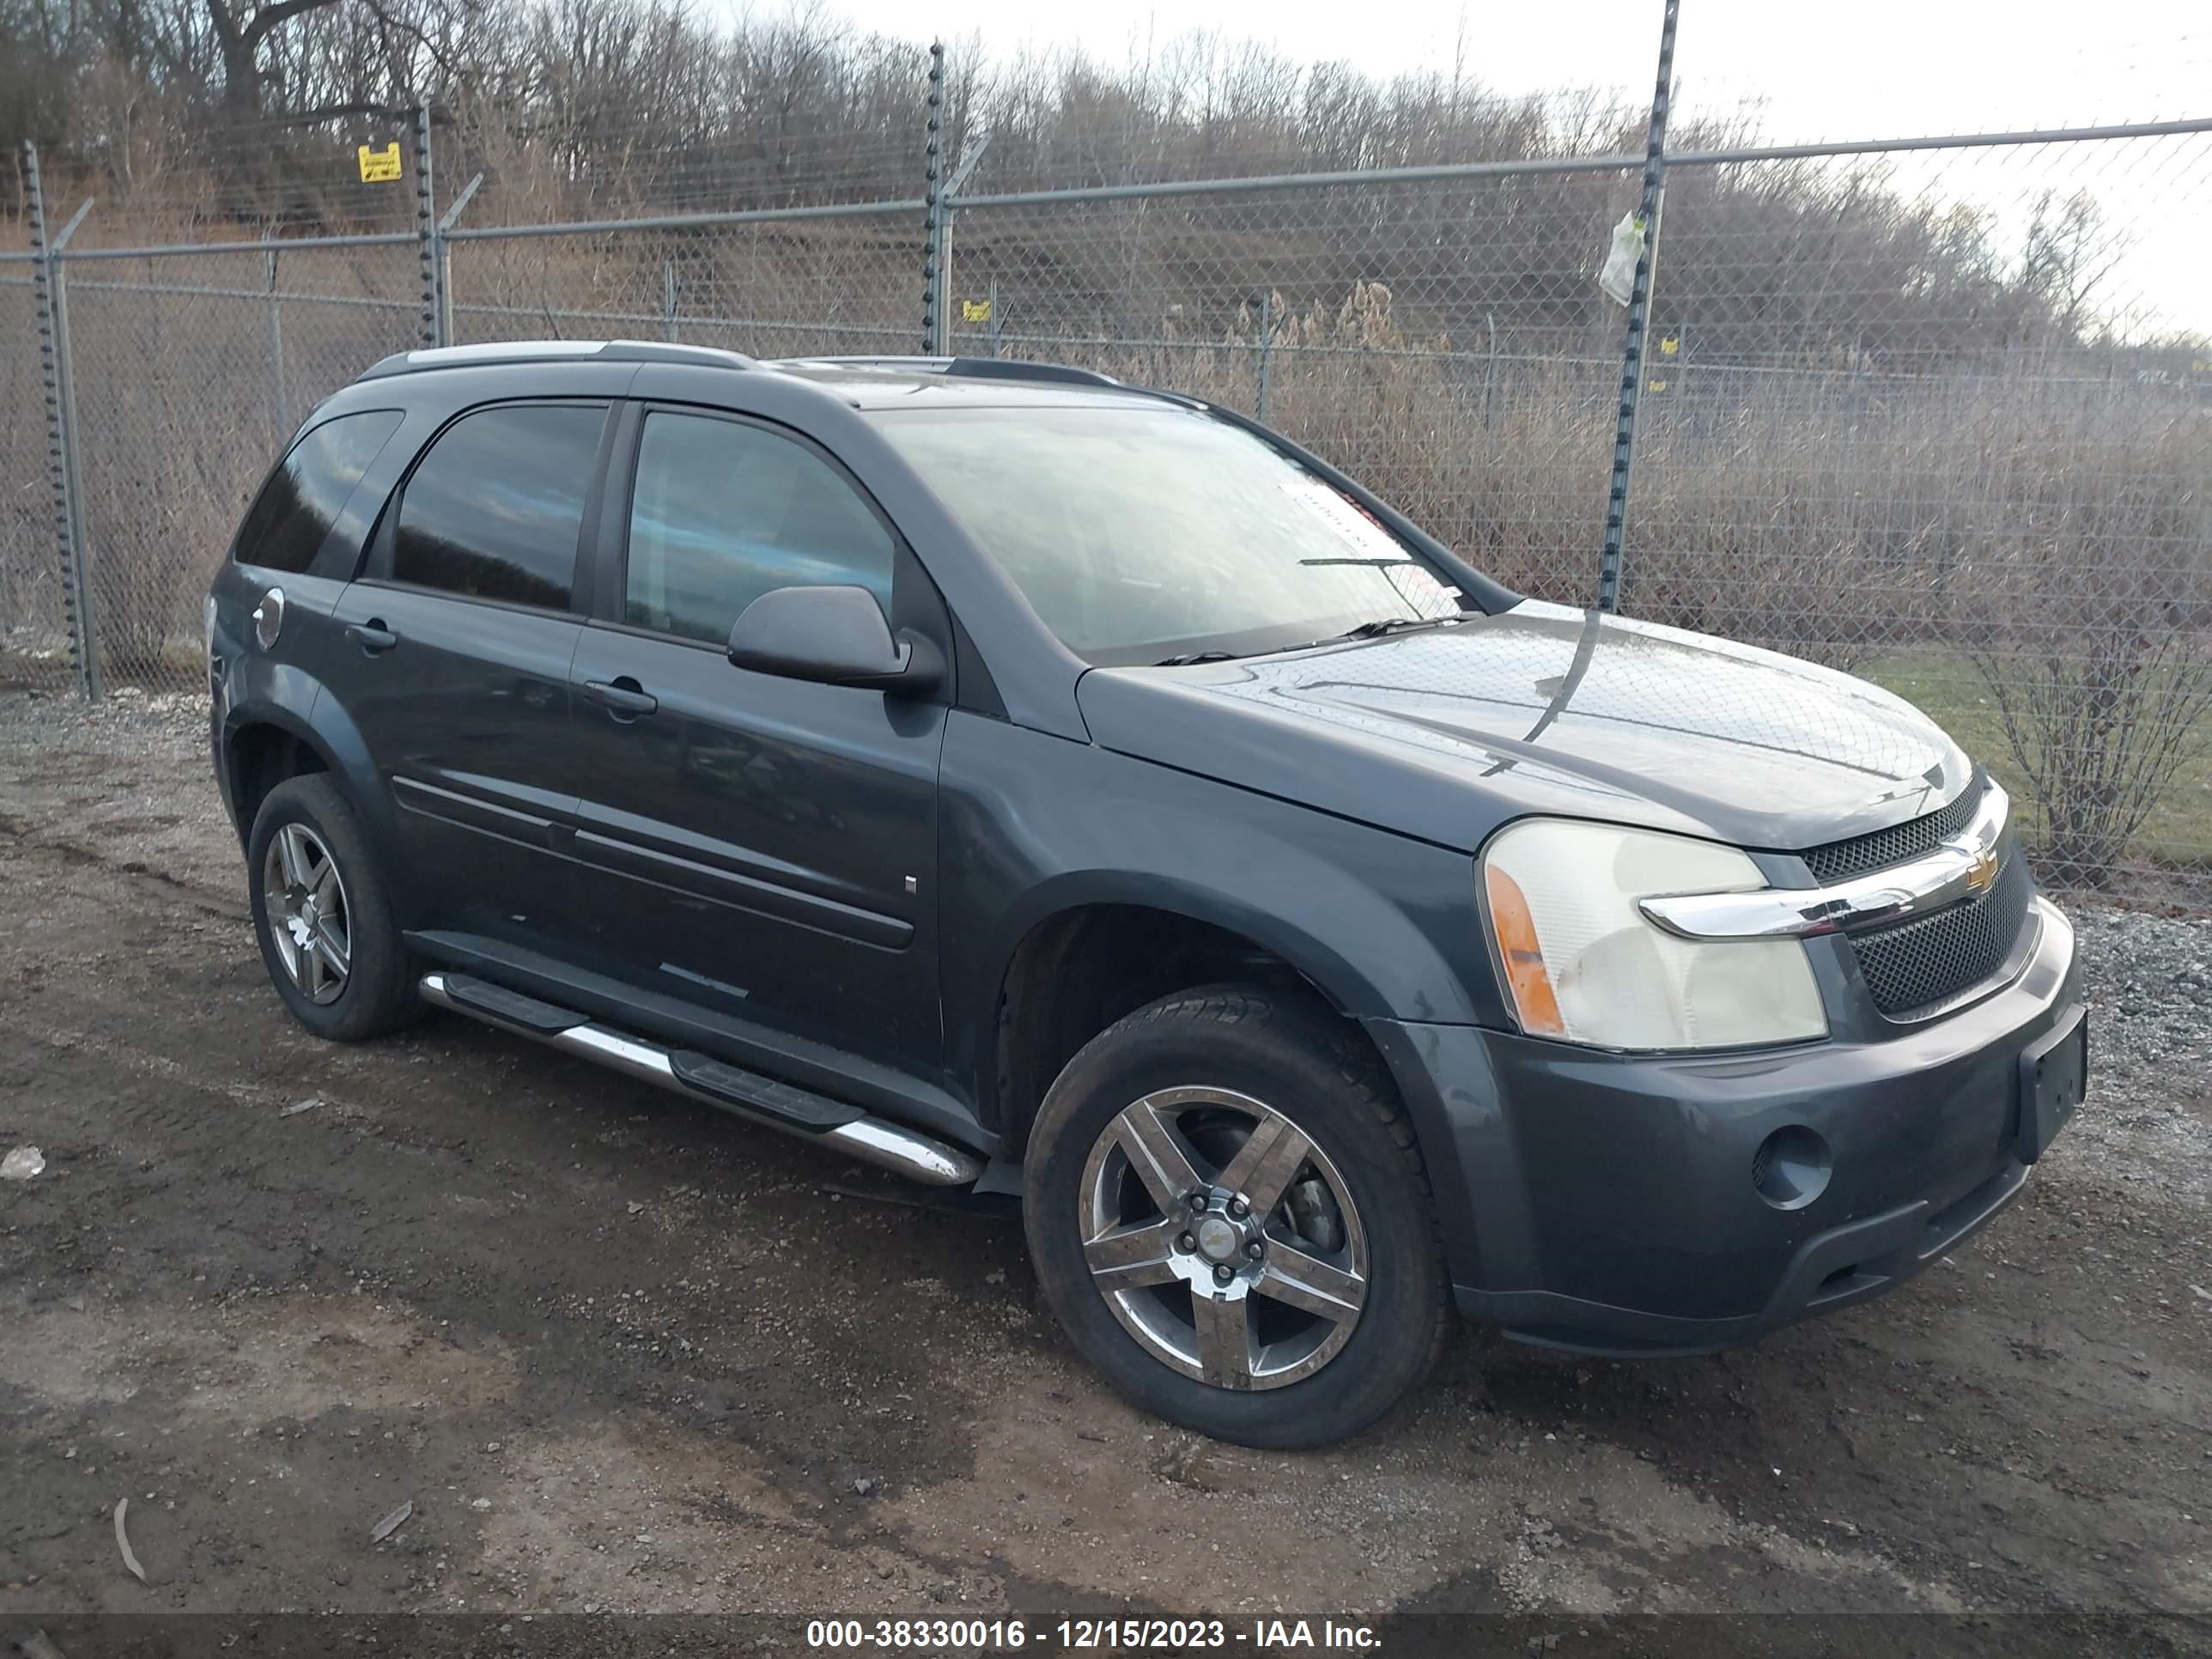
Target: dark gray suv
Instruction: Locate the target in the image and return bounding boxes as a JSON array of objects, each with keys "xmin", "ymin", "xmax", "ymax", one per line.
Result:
[{"xmin": 206, "ymin": 341, "xmax": 2087, "ymax": 1447}]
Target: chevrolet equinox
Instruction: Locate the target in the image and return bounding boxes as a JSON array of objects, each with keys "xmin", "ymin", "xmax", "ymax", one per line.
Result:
[{"xmin": 206, "ymin": 342, "xmax": 2088, "ymax": 1447}]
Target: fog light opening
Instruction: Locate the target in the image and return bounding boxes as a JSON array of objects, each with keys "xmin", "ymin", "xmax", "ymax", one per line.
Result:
[{"xmin": 1753, "ymin": 1126, "xmax": 1832, "ymax": 1211}]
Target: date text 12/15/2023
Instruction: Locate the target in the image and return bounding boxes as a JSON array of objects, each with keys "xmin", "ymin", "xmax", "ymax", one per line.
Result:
[{"xmin": 805, "ymin": 1619, "xmax": 1383, "ymax": 1650}]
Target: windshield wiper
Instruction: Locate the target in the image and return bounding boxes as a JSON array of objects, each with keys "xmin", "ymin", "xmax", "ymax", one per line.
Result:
[
  {"xmin": 1337, "ymin": 615, "xmax": 1463, "ymax": 640},
  {"xmin": 1155, "ymin": 617, "xmax": 1458, "ymax": 666}
]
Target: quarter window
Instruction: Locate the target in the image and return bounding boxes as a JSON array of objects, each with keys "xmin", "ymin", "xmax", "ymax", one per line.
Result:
[
  {"xmin": 623, "ymin": 411, "xmax": 896, "ymax": 645},
  {"xmin": 234, "ymin": 410, "xmax": 404, "ymax": 574},
  {"xmin": 392, "ymin": 404, "xmax": 605, "ymax": 610}
]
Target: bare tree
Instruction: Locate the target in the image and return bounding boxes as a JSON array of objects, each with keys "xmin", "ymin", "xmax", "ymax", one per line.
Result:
[
  {"xmin": 2015, "ymin": 188, "xmax": 2127, "ymax": 344},
  {"xmin": 1969, "ymin": 416, "xmax": 2212, "ymax": 887}
]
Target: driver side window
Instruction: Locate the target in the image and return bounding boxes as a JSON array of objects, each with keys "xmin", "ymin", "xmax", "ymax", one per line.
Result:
[{"xmin": 624, "ymin": 410, "xmax": 896, "ymax": 646}]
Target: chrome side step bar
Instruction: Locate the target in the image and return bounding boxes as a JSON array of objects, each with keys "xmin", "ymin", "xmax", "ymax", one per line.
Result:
[{"xmin": 418, "ymin": 971, "xmax": 985, "ymax": 1188}]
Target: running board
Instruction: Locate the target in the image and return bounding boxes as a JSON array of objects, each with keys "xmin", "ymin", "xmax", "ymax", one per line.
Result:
[{"xmin": 418, "ymin": 972, "xmax": 985, "ymax": 1188}]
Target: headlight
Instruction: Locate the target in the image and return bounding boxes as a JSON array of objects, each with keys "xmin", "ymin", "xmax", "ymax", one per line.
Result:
[{"xmin": 1480, "ymin": 819, "xmax": 1827, "ymax": 1051}]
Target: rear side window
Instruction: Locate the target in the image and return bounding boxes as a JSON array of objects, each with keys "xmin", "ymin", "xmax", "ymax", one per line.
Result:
[
  {"xmin": 234, "ymin": 410, "xmax": 404, "ymax": 574},
  {"xmin": 392, "ymin": 404, "xmax": 605, "ymax": 610},
  {"xmin": 623, "ymin": 410, "xmax": 896, "ymax": 645}
]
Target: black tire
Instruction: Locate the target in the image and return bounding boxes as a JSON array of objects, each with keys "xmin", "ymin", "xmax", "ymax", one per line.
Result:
[
  {"xmin": 1023, "ymin": 984, "xmax": 1449, "ymax": 1449},
  {"xmin": 246, "ymin": 774, "xmax": 421, "ymax": 1042}
]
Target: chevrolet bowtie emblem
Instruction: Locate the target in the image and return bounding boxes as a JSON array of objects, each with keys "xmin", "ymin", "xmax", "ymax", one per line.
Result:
[{"xmin": 1965, "ymin": 848, "xmax": 1999, "ymax": 894}]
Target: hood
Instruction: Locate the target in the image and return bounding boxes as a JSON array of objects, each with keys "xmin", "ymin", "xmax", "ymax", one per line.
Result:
[{"xmin": 1074, "ymin": 599, "xmax": 1973, "ymax": 854}]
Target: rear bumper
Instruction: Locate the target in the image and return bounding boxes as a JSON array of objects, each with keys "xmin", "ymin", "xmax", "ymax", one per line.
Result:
[{"xmin": 1368, "ymin": 897, "xmax": 2082, "ymax": 1357}]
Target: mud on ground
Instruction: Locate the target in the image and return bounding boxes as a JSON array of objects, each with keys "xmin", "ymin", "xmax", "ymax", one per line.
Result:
[{"xmin": 0, "ymin": 690, "xmax": 2208, "ymax": 1644}]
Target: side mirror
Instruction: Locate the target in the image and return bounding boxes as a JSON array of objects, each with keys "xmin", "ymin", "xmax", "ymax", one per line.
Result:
[{"xmin": 726, "ymin": 584, "xmax": 943, "ymax": 696}]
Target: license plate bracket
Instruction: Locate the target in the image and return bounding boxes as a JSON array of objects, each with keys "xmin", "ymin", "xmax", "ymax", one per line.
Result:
[{"xmin": 2017, "ymin": 1005, "xmax": 2088, "ymax": 1164}]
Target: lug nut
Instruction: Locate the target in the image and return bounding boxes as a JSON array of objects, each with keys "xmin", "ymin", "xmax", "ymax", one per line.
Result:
[
  {"xmin": 1245, "ymin": 1240, "xmax": 1264, "ymax": 1260},
  {"xmin": 1228, "ymin": 1197, "xmax": 1249, "ymax": 1218},
  {"xmin": 1176, "ymin": 1233, "xmax": 1195, "ymax": 1253},
  {"xmin": 1212, "ymin": 1264, "xmax": 1234, "ymax": 1285},
  {"xmin": 1188, "ymin": 1193, "xmax": 1208, "ymax": 1212}
]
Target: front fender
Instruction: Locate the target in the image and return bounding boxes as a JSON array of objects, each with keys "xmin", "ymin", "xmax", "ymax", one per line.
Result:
[
  {"xmin": 941, "ymin": 718, "xmax": 1501, "ymax": 1057},
  {"xmin": 988, "ymin": 847, "xmax": 1482, "ymax": 1033},
  {"xmin": 939, "ymin": 714, "xmax": 1503, "ymax": 1270}
]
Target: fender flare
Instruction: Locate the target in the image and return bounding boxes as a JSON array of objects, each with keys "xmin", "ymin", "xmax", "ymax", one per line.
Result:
[
  {"xmin": 219, "ymin": 667, "xmax": 390, "ymax": 849},
  {"xmin": 985, "ymin": 866, "xmax": 1467, "ymax": 1030}
]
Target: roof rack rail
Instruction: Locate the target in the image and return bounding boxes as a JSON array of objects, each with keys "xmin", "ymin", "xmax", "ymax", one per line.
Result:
[
  {"xmin": 775, "ymin": 355, "xmax": 1123, "ymax": 389},
  {"xmin": 358, "ymin": 338, "xmax": 758, "ymax": 380},
  {"xmin": 602, "ymin": 341, "xmax": 760, "ymax": 369}
]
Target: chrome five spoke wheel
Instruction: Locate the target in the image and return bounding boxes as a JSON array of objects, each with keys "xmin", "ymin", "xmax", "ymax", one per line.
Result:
[
  {"xmin": 260, "ymin": 822, "xmax": 351, "ymax": 1005},
  {"xmin": 1079, "ymin": 1086, "xmax": 1367, "ymax": 1391}
]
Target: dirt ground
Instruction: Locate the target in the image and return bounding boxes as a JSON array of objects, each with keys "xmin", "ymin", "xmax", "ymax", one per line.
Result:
[{"xmin": 2, "ymin": 690, "xmax": 2209, "ymax": 1649}]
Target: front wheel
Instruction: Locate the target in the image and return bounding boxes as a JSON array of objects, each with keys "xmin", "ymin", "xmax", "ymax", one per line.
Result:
[{"xmin": 1023, "ymin": 986, "xmax": 1448, "ymax": 1448}]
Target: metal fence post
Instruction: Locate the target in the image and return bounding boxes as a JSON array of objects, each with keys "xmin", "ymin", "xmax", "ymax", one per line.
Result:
[
  {"xmin": 937, "ymin": 126, "xmax": 994, "ymax": 356},
  {"xmin": 413, "ymin": 104, "xmax": 440, "ymax": 347},
  {"xmin": 1255, "ymin": 291, "xmax": 1275, "ymax": 422},
  {"xmin": 435, "ymin": 170, "xmax": 482, "ymax": 349},
  {"xmin": 662, "ymin": 259, "xmax": 678, "ymax": 342},
  {"xmin": 264, "ymin": 248, "xmax": 288, "ymax": 432},
  {"xmin": 1596, "ymin": 0, "xmax": 1680, "ymax": 615},
  {"xmin": 24, "ymin": 144, "xmax": 101, "ymax": 701},
  {"xmin": 1483, "ymin": 309, "xmax": 1499, "ymax": 429},
  {"xmin": 921, "ymin": 41, "xmax": 945, "ymax": 354}
]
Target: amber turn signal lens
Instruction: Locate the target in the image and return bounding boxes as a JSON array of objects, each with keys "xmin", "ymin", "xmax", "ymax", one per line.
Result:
[{"xmin": 1484, "ymin": 863, "xmax": 1566, "ymax": 1036}]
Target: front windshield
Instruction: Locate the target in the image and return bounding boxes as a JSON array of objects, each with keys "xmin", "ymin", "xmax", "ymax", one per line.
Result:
[{"xmin": 868, "ymin": 404, "xmax": 1463, "ymax": 665}]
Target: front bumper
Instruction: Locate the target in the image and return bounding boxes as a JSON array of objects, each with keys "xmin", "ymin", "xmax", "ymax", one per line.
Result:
[{"xmin": 1367, "ymin": 896, "xmax": 2083, "ymax": 1357}]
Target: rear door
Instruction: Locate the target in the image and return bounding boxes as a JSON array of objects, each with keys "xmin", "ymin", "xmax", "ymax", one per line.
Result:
[
  {"xmin": 562, "ymin": 403, "xmax": 950, "ymax": 1081},
  {"xmin": 325, "ymin": 399, "xmax": 616, "ymax": 949}
]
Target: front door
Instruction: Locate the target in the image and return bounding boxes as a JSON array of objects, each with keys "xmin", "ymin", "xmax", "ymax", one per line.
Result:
[
  {"xmin": 563, "ymin": 404, "xmax": 948, "ymax": 1081},
  {"xmin": 325, "ymin": 400, "xmax": 612, "ymax": 950}
]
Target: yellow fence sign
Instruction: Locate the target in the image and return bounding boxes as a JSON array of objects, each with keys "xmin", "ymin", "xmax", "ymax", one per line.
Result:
[
  {"xmin": 357, "ymin": 143, "xmax": 403, "ymax": 183},
  {"xmin": 961, "ymin": 298, "xmax": 994, "ymax": 323}
]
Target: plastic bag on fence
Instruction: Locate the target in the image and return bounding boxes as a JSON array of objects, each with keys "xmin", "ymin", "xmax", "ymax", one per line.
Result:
[{"xmin": 1599, "ymin": 212, "xmax": 1645, "ymax": 307}]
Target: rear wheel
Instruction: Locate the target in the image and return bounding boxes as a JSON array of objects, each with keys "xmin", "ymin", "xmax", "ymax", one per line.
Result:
[
  {"xmin": 1024, "ymin": 985, "xmax": 1447, "ymax": 1448},
  {"xmin": 246, "ymin": 775, "xmax": 419, "ymax": 1041}
]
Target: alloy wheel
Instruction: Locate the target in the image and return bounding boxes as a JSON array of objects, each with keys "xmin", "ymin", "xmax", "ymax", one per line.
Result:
[
  {"xmin": 1078, "ymin": 1086, "xmax": 1367, "ymax": 1391},
  {"xmin": 261, "ymin": 822, "xmax": 352, "ymax": 1005}
]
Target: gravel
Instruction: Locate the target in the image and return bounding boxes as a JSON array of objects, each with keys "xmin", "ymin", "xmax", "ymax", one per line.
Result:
[{"xmin": 2074, "ymin": 907, "xmax": 2212, "ymax": 1079}]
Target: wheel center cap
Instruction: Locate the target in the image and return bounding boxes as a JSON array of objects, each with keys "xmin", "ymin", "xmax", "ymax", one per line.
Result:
[{"xmin": 1194, "ymin": 1214, "xmax": 1242, "ymax": 1262}]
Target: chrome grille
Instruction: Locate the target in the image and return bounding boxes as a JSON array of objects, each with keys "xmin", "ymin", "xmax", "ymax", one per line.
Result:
[
  {"xmin": 1848, "ymin": 846, "xmax": 2035, "ymax": 1016},
  {"xmin": 1802, "ymin": 772, "xmax": 1987, "ymax": 884}
]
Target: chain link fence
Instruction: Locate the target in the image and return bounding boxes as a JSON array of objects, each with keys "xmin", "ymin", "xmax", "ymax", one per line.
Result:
[
  {"xmin": 1630, "ymin": 131, "xmax": 2212, "ymax": 897},
  {"xmin": 936, "ymin": 170, "xmax": 1640, "ymax": 613},
  {"xmin": 0, "ymin": 267, "xmax": 70, "ymax": 690},
  {"xmin": 62, "ymin": 245, "xmax": 427, "ymax": 686},
  {"xmin": 445, "ymin": 207, "xmax": 924, "ymax": 358},
  {"xmin": 3, "ymin": 67, "xmax": 2209, "ymax": 902}
]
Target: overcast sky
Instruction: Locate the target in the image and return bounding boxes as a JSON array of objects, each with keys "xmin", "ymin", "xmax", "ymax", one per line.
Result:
[
  {"xmin": 812, "ymin": 1, "xmax": 2203, "ymax": 138},
  {"xmin": 795, "ymin": 0, "xmax": 2211, "ymax": 336}
]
